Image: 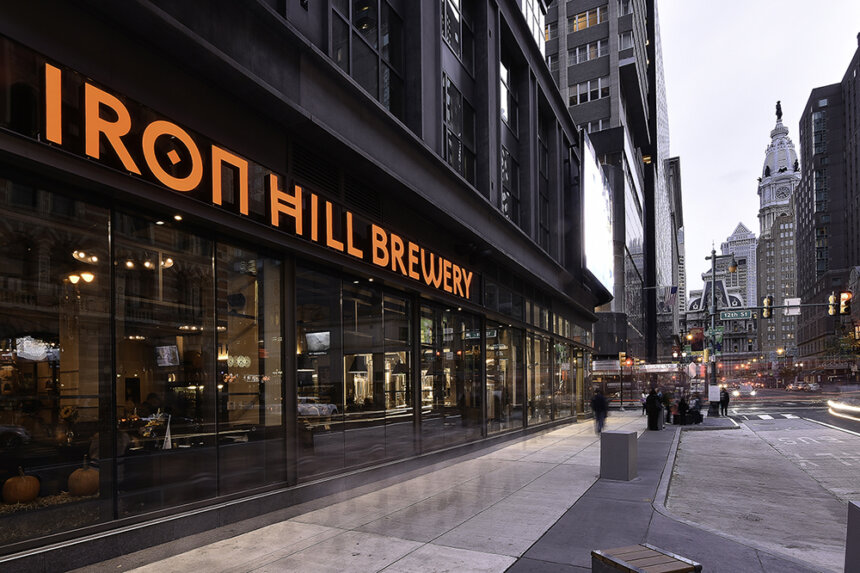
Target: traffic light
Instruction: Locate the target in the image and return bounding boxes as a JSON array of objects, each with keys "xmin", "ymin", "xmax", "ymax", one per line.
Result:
[
  {"xmin": 762, "ymin": 295, "xmax": 773, "ymax": 318},
  {"xmin": 840, "ymin": 291, "xmax": 853, "ymax": 315},
  {"xmin": 619, "ymin": 351, "xmax": 626, "ymax": 368},
  {"xmin": 625, "ymin": 357, "xmax": 634, "ymax": 367},
  {"xmin": 828, "ymin": 292, "xmax": 838, "ymax": 316}
]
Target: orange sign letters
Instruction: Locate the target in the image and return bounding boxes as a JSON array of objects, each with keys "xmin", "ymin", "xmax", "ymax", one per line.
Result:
[{"xmin": 44, "ymin": 63, "xmax": 474, "ymax": 300}]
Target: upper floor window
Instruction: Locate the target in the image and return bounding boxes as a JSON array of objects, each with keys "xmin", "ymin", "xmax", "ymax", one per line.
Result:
[
  {"xmin": 618, "ymin": 0, "xmax": 634, "ymax": 15},
  {"xmin": 538, "ymin": 130, "xmax": 550, "ymax": 250},
  {"xmin": 619, "ymin": 31, "xmax": 634, "ymax": 50},
  {"xmin": 569, "ymin": 5, "xmax": 607, "ymax": 33},
  {"xmin": 500, "ymin": 56, "xmax": 518, "ymax": 132},
  {"xmin": 520, "ymin": 0, "xmax": 546, "ymax": 57},
  {"xmin": 585, "ymin": 118, "xmax": 609, "ymax": 133},
  {"xmin": 812, "ymin": 110, "xmax": 827, "ymax": 154},
  {"xmin": 545, "ymin": 21, "xmax": 557, "ymax": 41},
  {"xmin": 443, "ymin": 73, "xmax": 476, "ymax": 184},
  {"xmin": 570, "ymin": 40, "xmax": 608, "ymax": 64},
  {"xmin": 332, "ymin": 0, "xmax": 404, "ymax": 120},
  {"xmin": 569, "ymin": 76, "xmax": 610, "ymax": 106},
  {"xmin": 442, "ymin": 0, "xmax": 475, "ymax": 73},
  {"xmin": 501, "ymin": 146, "xmax": 520, "ymax": 226}
]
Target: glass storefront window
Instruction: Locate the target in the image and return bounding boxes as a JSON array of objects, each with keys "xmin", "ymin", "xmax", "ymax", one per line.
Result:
[
  {"xmin": 216, "ymin": 245, "xmax": 284, "ymax": 494},
  {"xmin": 296, "ymin": 267, "xmax": 343, "ymax": 479},
  {"xmin": 114, "ymin": 213, "xmax": 216, "ymax": 515},
  {"xmin": 486, "ymin": 323, "xmax": 523, "ymax": 433},
  {"xmin": 0, "ymin": 181, "xmax": 111, "ymax": 545},
  {"xmin": 527, "ymin": 334, "xmax": 552, "ymax": 424},
  {"xmin": 420, "ymin": 305, "xmax": 482, "ymax": 450},
  {"xmin": 382, "ymin": 294, "xmax": 413, "ymax": 459},
  {"xmin": 554, "ymin": 343, "xmax": 573, "ymax": 418},
  {"xmin": 296, "ymin": 270, "xmax": 415, "ymax": 478},
  {"xmin": 342, "ymin": 281, "xmax": 385, "ymax": 467}
]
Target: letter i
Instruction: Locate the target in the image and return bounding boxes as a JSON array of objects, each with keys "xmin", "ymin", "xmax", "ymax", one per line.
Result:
[{"xmin": 45, "ymin": 64, "xmax": 62, "ymax": 144}]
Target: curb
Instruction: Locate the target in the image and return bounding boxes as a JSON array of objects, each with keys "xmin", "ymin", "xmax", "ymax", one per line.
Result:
[{"xmin": 650, "ymin": 423, "xmax": 826, "ymax": 572}]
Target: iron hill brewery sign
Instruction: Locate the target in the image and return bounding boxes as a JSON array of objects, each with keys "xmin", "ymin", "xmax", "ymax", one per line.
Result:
[{"xmin": 41, "ymin": 62, "xmax": 475, "ymax": 300}]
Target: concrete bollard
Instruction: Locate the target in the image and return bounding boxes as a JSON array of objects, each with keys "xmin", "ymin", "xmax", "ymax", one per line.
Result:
[
  {"xmin": 600, "ymin": 430, "xmax": 638, "ymax": 481},
  {"xmin": 847, "ymin": 501, "xmax": 859, "ymax": 573}
]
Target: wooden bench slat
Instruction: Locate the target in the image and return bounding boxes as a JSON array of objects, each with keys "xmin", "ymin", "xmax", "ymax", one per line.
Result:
[
  {"xmin": 629, "ymin": 555, "xmax": 682, "ymax": 567},
  {"xmin": 613, "ymin": 548, "xmax": 661, "ymax": 560},
  {"xmin": 604, "ymin": 544, "xmax": 650, "ymax": 555},
  {"xmin": 641, "ymin": 563, "xmax": 697, "ymax": 573}
]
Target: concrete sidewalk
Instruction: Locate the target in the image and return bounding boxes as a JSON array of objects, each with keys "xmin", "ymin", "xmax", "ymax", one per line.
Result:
[{"xmin": 72, "ymin": 411, "xmax": 855, "ymax": 572}]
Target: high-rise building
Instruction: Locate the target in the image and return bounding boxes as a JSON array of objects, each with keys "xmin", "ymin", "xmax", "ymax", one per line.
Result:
[
  {"xmin": 545, "ymin": 0, "xmax": 673, "ymax": 363},
  {"xmin": 677, "ymin": 227, "xmax": 687, "ymax": 318},
  {"xmin": 661, "ymin": 156, "xmax": 685, "ymax": 361},
  {"xmin": 756, "ymin": 104, "xmax": 800, "ymax": 355},
  {"xmin": 0, "ymin": 0, "xmax": 612, "ymax": 567},
  {"xmin": 722, "ymin": 222, "xmax": 758, "ymax": 308},
  {"xmin": 796, "ymin": 34, "xmax": 860, "ymax": 362}
]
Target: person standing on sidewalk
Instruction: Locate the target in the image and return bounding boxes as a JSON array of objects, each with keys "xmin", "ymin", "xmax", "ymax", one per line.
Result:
[
  {"xmin": 678, "ymin": 395, "xmax": 689, "ymax": 425},
  {"xmin": 591, "ymin": 390, "xmax": 608, "ymax": 434},
  {"xmin": 640, "ymin": 391, "xmax": 647, "ymax": 415},
  {"xmin": 719, "ymin": 386, "xmax": 730, "ymax": 416},
  {"xmin": 645, "ymin": 389, "xmax": 661, "ymax": 430}
]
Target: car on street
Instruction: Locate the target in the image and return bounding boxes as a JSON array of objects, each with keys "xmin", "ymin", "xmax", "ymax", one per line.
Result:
[
  {"xmin": 805, "ymin": 382, "xmax": 821, "ymax": 392},
  {"xmin": 732, "ymin": 383, "xmax": 757, "ymax": 398},
  {"xmin": 828, "ymin": 396, "xmax": 860, "ymax": 422}
]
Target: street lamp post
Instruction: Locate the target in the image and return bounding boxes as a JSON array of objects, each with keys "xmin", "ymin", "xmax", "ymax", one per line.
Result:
[{"xmin": 705, "ymin": 247, "xmax": 737, "ymax": 417}]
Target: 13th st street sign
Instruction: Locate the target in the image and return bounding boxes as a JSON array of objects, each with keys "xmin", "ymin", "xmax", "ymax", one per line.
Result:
[{"xmin": 719, "ymin": 309, "xmax": 753, "ymax": 320}]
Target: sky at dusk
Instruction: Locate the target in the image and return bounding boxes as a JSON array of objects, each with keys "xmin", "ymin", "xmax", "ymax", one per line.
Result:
[{"xmin": 659, "ymin": 1, "xmax": 860, "ymax": 299}]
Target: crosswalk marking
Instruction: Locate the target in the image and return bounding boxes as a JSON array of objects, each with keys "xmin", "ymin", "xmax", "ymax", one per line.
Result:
[{"xmin": 730, "ymin": 413, "xmax": 806, "ymax": 422}]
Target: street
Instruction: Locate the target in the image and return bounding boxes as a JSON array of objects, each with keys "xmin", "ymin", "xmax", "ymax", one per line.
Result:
[{"xmin": 725, "ymin": 387, "xmax": 860, "ymax": 435}]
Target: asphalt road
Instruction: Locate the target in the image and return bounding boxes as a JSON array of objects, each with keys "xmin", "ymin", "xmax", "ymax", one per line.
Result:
[{"xmin": 727, "ymin": 387, "xmax": 860, "ymax": 435}]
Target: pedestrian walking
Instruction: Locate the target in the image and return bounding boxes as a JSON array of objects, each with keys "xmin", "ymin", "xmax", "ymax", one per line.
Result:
[
  {"xmin": 591, "ymin": 390, "xmax": 608, "ymax": 434},
  {"xmin": 719, "ymin": 387, "xmax": 730, "ymax": 416},
  {"xmin": 678, "ymin": 396, "xmax": 689, "ymax": 425},
  {"xmin": 645, "ymin": 388, "xmax": 661, "ymax": 431},
  {"xmin": 640, "ymin": 391, "xmax": 647, "ymax": 415}
]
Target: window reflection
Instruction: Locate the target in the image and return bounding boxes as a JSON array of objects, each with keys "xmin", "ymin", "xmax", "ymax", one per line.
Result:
[
  {"xmin": 527, "ymin": 334, "xmax": 552, "ymax": 424},
  {"xmin": 486, "ymin": 323, "xmax": 523, "ymax": 433},
  {"xmin": 0, "ymin": 181, "xmax": 110, "ymax": 544},
  {"xmin": 216, "ymin": 245, "xmax": 284, "ymax": 494},
  {"xmin": 114, "ymin": 213, "xmax": 216, "ymax": 515},
  {"xmin": 296, "ymin": 268, "xmax": 343, "ymax": 478},
  {"xmin": 420, "ymin": 305, "xmax": 482, "ymax": 450},
  {"xmin": 554, "ymin": 343, "xmax": 573, "ymax": 418}
]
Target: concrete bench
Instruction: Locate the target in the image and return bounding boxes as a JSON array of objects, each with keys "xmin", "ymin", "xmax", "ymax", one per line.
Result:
[{"xmin": 592, "ymin": 543, "xmax": 702, "ymax": 573}]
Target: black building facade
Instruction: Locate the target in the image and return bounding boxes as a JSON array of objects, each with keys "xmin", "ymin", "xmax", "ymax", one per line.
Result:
[
  {"xmin": 0, "ymin": 0, "xmax": 609, "ymax": 568},
  {"xmin": 796, "ymin": 34, "xmax": 860, "ymax": 360}
]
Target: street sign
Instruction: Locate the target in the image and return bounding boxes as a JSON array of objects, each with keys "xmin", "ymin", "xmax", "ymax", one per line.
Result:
[
  {"xmin": 720, "ymin": 309, "xmax": 752, "ymax": 320},
  {"xmin": 783, "ymin": 297, "xmax": 801, "ymax": 316}
]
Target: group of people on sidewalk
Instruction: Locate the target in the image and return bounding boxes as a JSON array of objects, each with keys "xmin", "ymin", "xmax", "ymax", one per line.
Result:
[
  {"xmin": 590, "ymin": 385, "xmax": 733, "ymax": 434},
  {"xmin": 641, "ymin": 388, "xmax": 710, "ymax": 430}
]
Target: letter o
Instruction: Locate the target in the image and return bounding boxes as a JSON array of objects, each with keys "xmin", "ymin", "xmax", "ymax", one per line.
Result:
[{"xmin": 142, "ymin": 120, "xmax": 203, "ymax": 192}]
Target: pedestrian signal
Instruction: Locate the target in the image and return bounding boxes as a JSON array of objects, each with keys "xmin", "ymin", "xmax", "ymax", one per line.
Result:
[
  {"xmin": 840, "ymin": 291, "xmax": 853, "ymax": 315},
  {"xmin": 828, "ymin": 292, "xmax": 838, "ymax": 316},
  {"xmin": 762, "ymin": 295, "xmax": 773, "ymax": 318}
]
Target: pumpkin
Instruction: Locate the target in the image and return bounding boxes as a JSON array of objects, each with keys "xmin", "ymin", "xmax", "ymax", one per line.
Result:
[
  {"xmin": 68, "ymin": 456, "xmax": 99, "ymax": 497},
  {"xmin": 3, "ymin": 467, "xmax": 40, "ymax": 504}
]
